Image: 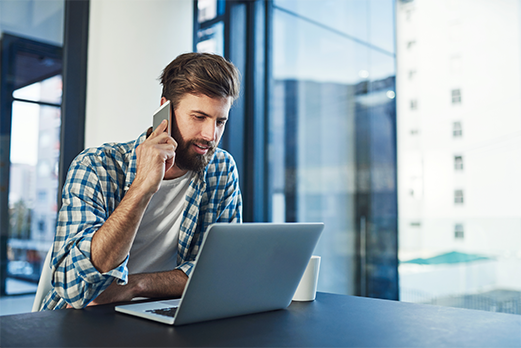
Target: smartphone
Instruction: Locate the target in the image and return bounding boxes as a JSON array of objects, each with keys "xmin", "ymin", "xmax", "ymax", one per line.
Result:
[{"xmin": 152, "ymin": 100, "xmax": 172, "ymax": 133}]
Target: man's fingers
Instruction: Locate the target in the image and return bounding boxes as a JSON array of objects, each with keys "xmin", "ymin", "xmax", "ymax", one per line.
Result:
[
  {"xmin": 148, "ymin": 123, "xmax": 177, "ymax": 149},
  {"xmin": 150, "ymin": 119, "xmax": 168, "ymax": 138},
  {"xmin": 153, "ymin": 131, "xmax": 177, "ymax": 150},
  {"xmin": 164, "ymin": 134, "xmax": 178, "ymax": 149}
]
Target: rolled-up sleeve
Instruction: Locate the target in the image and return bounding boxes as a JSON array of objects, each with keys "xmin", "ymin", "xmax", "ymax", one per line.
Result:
[{"xmin": 45, "ymin": 154, "xmax": 128, "ymax": 309}]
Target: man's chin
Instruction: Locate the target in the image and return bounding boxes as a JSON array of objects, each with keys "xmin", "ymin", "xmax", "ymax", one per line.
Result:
[{"xmin": 176, "ymin": 148, "xmax": 215, "ymax": 172}]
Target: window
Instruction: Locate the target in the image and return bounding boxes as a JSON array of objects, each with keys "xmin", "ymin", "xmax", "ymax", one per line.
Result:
[
  {"xmin": 452, "ymin": 89, "xmax": 461, "ymax": 104},
  {"xmin": 1, "ymin": 34, "xmax": 63, "ymax": 294},
  {"xmin": 269, "ymin": 0, "xmax": 397, "ymax": 300},
  {"xmin": 454, "ymin": 223, "xmax": 464, "ymax": 239},
  {"xmin": 453, "ymin": 121, "xmax": 462, "ymax": 137},
  {"xmin": 38, "ymin": 220, "xmax": 46, "ymax": 233},
  {"xmin": 194, "ymin": 0, "xmax": 398, "ymax": 300},
  {"xmin": 454, "ymin": 189, "xmax": 464, "ymax": 204},
  {"xmin": 454, "ymin": 155, "xmax": 463, "ymax": 170},
  {"xmin": 197, "ymin": 0, "xmax": 223, "ymax": 22},
  {"xmin": 398, "ymin": 1, "xmax": 521, "ymax": 316},
  {"xmin": 37, "ymin": 191, "xmax": 48, "ymax": 202},
  {"xmin": 195, "ymin": 0, "xmax": 225, "ymax": 56}
]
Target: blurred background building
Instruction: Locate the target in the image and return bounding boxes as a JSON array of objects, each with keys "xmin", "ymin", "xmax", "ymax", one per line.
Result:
[{"xmin": 397, "ymin": 0, "xmax": 521, "ymax": 313}]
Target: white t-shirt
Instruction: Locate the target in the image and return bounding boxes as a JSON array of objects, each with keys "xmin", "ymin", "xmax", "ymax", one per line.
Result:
[{"xmin": 126, "ymin": 171, "xmax": 194, "ymax": 274}]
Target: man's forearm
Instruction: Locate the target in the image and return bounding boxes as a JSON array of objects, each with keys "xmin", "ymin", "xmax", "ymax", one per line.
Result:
[
  {"xmin": 91, "ymin": 122, "xmax": 177, "ymax": 274},
  {"xmin": 91, "ymin": 184, "xmax": 154, "ymax": 273},
  {"xmin": 132, "ymin": 269, "xmax": 188, "ymax": 298},
  {"xmin": 89, "ymin": 269, "xmax": 188, "ymax": 306}
]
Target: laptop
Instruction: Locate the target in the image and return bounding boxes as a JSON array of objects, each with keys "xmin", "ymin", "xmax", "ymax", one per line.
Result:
[{"xmin": 115, "ymin": 222, "xmax": 324, "ymax": 325}]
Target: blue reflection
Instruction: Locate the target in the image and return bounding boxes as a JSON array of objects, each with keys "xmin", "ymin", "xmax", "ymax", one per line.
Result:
[{"xmin": 270, "ymin": 0, "xmax": 397, "ymax": 299}]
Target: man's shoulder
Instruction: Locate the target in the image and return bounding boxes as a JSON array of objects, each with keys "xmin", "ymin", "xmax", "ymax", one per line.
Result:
[
  {"xmin": 208, "ymin": 148, "xmax": 237, "ymax": 171},
  {"xmin": 202, "ymin": 148, "xmax": 240, "ymax": 188},
  {"xmin": 72, "ymin": 138, "xmax": 136, "ymax": 170}
]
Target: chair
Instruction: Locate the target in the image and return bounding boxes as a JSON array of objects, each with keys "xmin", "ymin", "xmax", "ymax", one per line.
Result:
[{"xmin": 31, "ymin": 247, "xmax": 53, "ymax": 312}]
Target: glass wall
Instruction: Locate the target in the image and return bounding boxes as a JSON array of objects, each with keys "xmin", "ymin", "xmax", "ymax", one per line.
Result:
[
  {"xmin": 195, "ymin": 0, "xmax": 225, "ymax": 56},
  {"xmin": 0, "ymin": 1, "xmax": 64, "ymax": 297},
  {"xmin": 194, "ymin": 0, "xmax": 398, "ymax": 298},
  {"xmin": 8, "ymin": 76, "xmax": 62, "ymax": 288},
  {"xmin": 270, "ymin": 0, "xmax": 397, "ymax": 297},
  {"xmin": 397, "ymin": 0, "xmax": 521, "ymax": 314}
]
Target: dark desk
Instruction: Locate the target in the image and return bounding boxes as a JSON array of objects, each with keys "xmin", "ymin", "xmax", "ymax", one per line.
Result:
[{"xmin": 1, "ymin": 292, "xmax": 520, "ymax": 347}]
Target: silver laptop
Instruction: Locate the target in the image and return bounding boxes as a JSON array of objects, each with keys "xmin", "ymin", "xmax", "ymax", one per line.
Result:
[{"xmin": 115, "ymin": 222, "xmax": 324, "ymax": 325}]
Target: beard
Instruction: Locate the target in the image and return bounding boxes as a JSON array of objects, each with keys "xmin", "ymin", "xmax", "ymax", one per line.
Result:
[{"xmin": 172, "ymin": 125, "xmax": 216, "ymax": 172}]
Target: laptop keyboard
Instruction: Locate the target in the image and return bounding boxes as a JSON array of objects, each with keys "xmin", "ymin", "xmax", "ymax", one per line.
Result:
[{"xmin": 146, "ymin": 307, "xmax": 178, "ymax": 318}]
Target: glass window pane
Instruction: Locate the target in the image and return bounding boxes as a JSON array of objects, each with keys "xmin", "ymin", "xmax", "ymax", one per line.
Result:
[
  {"xmin": 13, "ymin": 75, "xmax": 62, "ymax": 104},
  {"xmin": 273, "ymin": 0, "xmax": 395, "ymax": 54},
  {"xmin": 271, "ymin": 1, "xmax": 396, "ymax": 296},
  {"xmin": 198, "ymin": 0, "xmax": 225, "ymax": 23},
  {"xmin": 274, "ymin": 0, "xmax": 367, "ymax": 44},
  {"xmin": 397, "ymin": 0, "xmax": 521, "ymax": 314},
  {"xmin": 8, "ymin": 81, "xmax": 61, "ymax": 294},
  {"xmin": 197, "ymin": 22, "xmax": 224, "ymax": 56}
]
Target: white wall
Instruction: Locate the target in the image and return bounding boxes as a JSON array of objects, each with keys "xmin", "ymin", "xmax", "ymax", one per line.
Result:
[{"xmin": 85, "ymin": 0, "xmax": 193, "ymax": 148}]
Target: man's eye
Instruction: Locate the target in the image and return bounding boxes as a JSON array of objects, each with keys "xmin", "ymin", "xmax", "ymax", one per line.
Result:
[{"xmin": 217, "ymin": 120, "xmax": 226, "ymax": 126}]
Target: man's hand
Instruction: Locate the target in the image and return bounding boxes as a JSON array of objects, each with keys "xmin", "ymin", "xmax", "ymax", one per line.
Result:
[
  {"xmin": 134, "ymin": 120, "xmax": 177, "ymax": 195},
  {"xmin": 88, "ymin": 280, "xmax": 135, "ymax": 306},
  {"xmin": 87, "ymin": 270, "xmax": 188, "ymax": 307}
]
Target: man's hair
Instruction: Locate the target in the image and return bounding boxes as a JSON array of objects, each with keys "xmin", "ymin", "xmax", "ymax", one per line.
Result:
[{"xmin": 160, "ymin": 52, "xmax": 240, "ymax": 109}]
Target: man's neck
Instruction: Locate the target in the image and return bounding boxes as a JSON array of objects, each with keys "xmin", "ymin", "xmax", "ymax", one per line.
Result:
[{"xmin": 164, "ymin": 164, "xmax": 189, "ymax": 180}]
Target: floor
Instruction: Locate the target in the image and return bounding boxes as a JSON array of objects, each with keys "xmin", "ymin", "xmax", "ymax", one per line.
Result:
[{"xmin": 0, "ymin": 278, "xmax": 37, "ymax": 316}]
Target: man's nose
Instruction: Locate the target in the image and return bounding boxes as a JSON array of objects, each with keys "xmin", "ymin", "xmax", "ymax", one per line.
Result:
[{"xmin": 201, "ymin": 120, "xmax": 216, "ymax": 141}]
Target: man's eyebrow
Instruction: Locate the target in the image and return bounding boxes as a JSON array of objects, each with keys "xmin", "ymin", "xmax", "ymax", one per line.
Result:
[
  {"xmin": 191, "ymin": 110, "xmax": 211, "ymax": 117},
  {"xmin": 192, "ymin": 110, "xmax": 228, "ymax": 120}
]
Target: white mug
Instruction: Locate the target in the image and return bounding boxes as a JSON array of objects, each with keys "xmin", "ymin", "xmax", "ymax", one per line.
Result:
[{"xmin": 293, "ymin": 255, "xmax": 321, "ymax": 301}]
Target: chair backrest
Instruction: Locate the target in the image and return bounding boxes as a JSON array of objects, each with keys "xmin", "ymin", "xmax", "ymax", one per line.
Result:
[{"xmin": 32, "ymin": 247, "xmax": 53, "ymax": 312}]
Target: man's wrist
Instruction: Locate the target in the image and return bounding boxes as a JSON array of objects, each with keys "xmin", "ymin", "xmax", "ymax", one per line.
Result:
[
  {"xmin": 128, "ymin": 274, "xmax": 147, "ymax": 298},
  {"xmin": 125, "ymin": 179, "xmax": 156, "ymax": 206}
]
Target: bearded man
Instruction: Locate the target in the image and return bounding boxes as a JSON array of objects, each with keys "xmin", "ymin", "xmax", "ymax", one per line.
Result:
[{"xmin": 41, "ymin": 53, "xmax": 242, "ymax": 310}]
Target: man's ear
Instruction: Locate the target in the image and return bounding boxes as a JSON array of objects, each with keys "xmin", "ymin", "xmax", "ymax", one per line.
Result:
[{"xmin": 160, "ymin": 97, "xmax": 168, "ymax": 106}]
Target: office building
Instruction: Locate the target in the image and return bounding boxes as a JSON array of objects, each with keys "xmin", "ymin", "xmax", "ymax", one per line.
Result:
[{"xmin": 397, "ymin": 0, "xmax": 521, "ymax": 310}]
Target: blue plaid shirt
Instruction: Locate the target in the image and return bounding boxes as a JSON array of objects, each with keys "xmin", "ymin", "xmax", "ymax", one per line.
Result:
[{"xmin": 41, "ymin": 131, "xmax": 242, "ymax": 310}]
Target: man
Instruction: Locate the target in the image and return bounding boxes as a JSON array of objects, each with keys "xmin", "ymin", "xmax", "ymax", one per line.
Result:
[{"xmin": 41, "ymin": 52, "xmax": 242, "ymax": 310}]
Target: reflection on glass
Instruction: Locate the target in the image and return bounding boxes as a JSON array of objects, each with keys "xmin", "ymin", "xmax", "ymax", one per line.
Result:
[
  {"xmin": 8, "ymin": 76, "xmax": 62, "ymax": 292},
  {"xmin": 198, "ymin": 0, "xmax": 225, "ymax": 23},
  {"xmin": 12, "ymin": 75, "xmax": 62, "ymax": 104},
  {"xmin": 270, "ymin": 1, "xmax": 396, "ymax": 297},
  {"xmin": 274, "ymin": 0, "xmax": 395, "ymax": 54},
  {"xmin": 197, "ymin": 22, "xmax": 224, "ymax": 56}
]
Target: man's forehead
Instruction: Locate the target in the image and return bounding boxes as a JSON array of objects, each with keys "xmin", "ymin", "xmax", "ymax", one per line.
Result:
[
  {"xmin": 182, "ymin": 93, "xmax": 231, "ymax": 105},
  {"xmin": 176, "ymin": 93, "xmax": 232, "ymax": 116}
]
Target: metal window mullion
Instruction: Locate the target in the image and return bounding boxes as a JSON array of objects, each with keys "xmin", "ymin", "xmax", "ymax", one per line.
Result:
[{"xmin": 12, "ymin": 98, "xmax": 61, "ymax": 108}]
